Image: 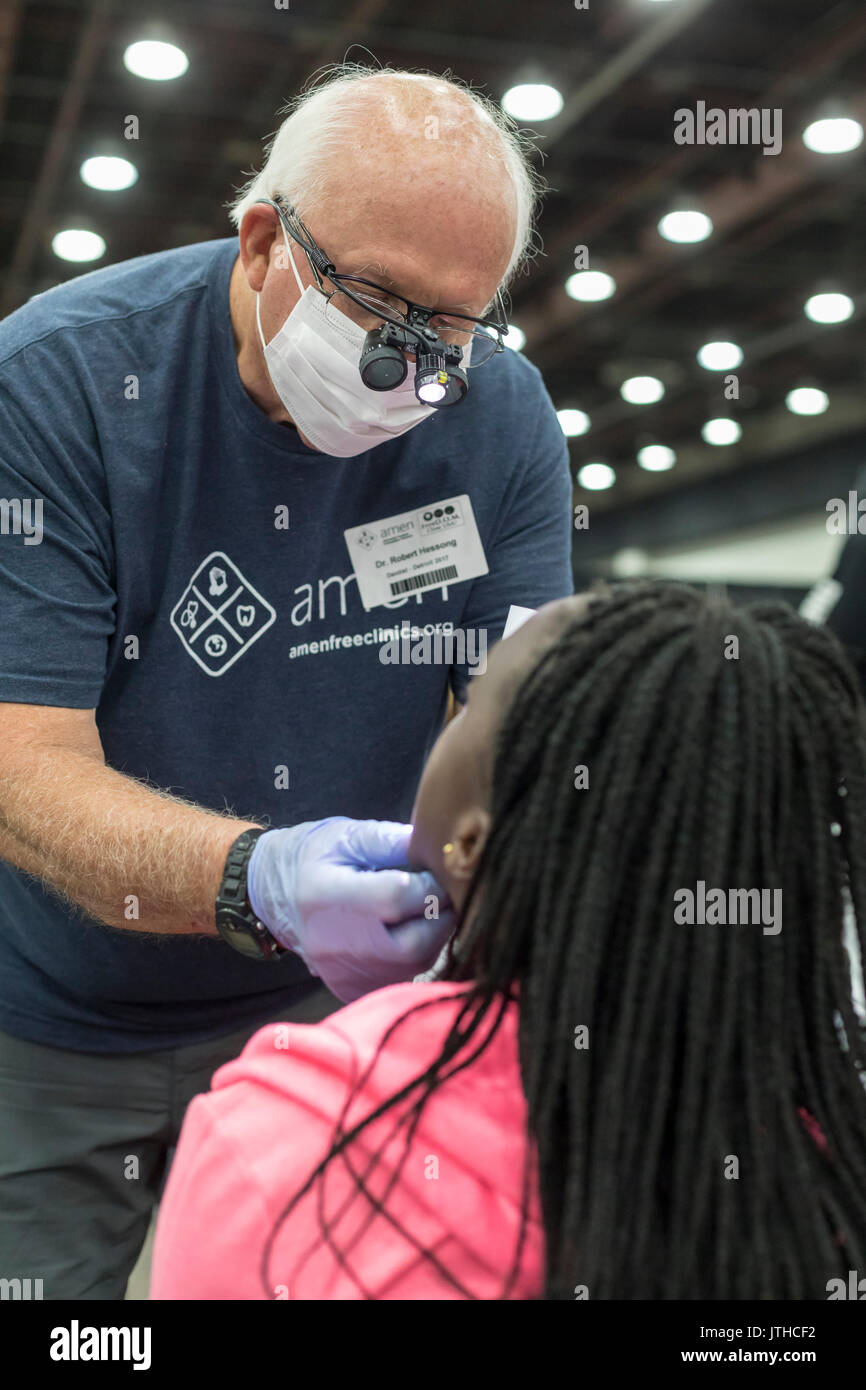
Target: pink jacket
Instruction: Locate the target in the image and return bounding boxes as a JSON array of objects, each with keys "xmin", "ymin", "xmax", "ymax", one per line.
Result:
[{"xmin": 151, "ymin": 980, "xmax": 544, "ymax": 1299}]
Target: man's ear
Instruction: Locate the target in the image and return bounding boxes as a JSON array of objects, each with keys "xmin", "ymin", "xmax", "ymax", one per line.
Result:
[
  {"xmin": 447, "ymin": 806, "xmax": 492, "ymax": 883},
  {"xmin": 238, "ymin": 205, "xmax": 279, "ymax": 291}
]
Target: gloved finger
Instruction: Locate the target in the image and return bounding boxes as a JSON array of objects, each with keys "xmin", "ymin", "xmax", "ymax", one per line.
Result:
[
  {"xmin": 379, "ymin": 907, "xmax": 457, "ymax": 965},
  {"xmin": 342, "ymin": 820, "xmax": 414, "ymax": 869},
  {"xmin": 338, "ymin": 866, "xmax": 451, "ymax": 924},
  {"xmin": 307, "ymin": 908, "xmax": 456, "ymax": 1004}
]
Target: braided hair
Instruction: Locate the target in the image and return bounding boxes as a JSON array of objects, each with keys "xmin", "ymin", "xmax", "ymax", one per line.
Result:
[{"xmin": 261, "ymin": 580, "xmax": 866, "ymax": 1299}]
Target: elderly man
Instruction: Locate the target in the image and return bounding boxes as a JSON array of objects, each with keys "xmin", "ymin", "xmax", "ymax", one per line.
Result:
[{"xmin": 0, "ymin": 64, "xmax": 573, "ymax": 1298}]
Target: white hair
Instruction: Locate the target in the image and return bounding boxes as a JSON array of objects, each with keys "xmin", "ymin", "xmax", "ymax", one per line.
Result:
[{"xmin": 227, "ymin": 62, "xmax": 546, "ymax": 294}]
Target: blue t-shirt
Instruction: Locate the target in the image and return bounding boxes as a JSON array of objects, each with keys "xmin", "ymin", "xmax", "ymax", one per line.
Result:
[{"xmin": 0, "ymin": 236, "xmax": 573, "ymax": 1052}]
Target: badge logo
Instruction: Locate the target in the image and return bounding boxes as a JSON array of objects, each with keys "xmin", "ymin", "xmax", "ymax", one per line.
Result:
[{"xmin": 170, "ymin": 552, "xmax": 276, "ymax": 677}]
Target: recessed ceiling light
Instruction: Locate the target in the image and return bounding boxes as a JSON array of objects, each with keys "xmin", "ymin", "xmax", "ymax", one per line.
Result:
[
  {"xmin": 805, "ymin": 292, "xmax": 854, "ymax": 324},
  {"xmin": 557, "ymin": 408, "xmax": 591, "ymax": 437},
  {"xmin": 621, "ymin": 375, "xmax": 665, "ymax": 405},
  {"xmin": 702, "ymin": 417, "xmax": 742, "ymax": 446},
  {"xmin": 786, "ymin": 387, "xmax": 829, "ymax": 415},
  {"xmin": 637, "ymin": 444, "xmax": 676, "ymax": 471},
  {"xmin": 697, "ymin": 340, "xmax": 743, "ymax": 371},
  {"xmin": 611, "ymin": 548, "xmax": 650, "ymax": 578},
  {"xmin": 80, "ymin": 156, "xmax": 138, "ymax": 191},
  {"xmin": 565, "ymin": 270, "xmax": 616, "ymax": 302},
  {"xmin": 52, "ymin": 229, "xmax": 106, "ymax": 262},
  {"xmin": 501, "ymin": 83, "xmax": 563, "ymax": 122},
  {"xmin": 658, "ymin": 210, "xmax": 713, "ymax": 244},
  {"xmin": 123, "ymin": 40, "xmax": 189, "ymax": 81},
  {"xmin": 578, "ymin": 462, "xmax": 616, "ymax": 490},
  {"xmin": 803, "ymin": 117, "xmax": 863, "ymax": 154}
]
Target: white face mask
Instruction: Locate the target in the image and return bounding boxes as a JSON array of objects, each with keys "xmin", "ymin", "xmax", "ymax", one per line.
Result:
[{"xmin": 255, "ymin": 223, "xmax": 461, "ymax": 458}]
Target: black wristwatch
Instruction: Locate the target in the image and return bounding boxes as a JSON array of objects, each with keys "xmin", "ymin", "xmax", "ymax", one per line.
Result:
[{"xmin": 214, "ymin": 827, "xmax": 288, "ymax": 961}]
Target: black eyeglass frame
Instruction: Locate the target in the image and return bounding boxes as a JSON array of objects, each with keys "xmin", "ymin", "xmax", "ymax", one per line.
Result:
[{"xmin": 255, "ymin": 195, "xmax": 511, "ymax": 363}]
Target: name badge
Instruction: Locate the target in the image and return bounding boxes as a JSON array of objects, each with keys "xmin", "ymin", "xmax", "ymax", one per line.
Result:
[{"xmin": 344, "ymin": 494, "xmax": 488, "ymax": 612}]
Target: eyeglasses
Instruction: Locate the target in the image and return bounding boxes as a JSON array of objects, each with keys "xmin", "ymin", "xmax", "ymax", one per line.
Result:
[{"xmin": 259, "ymin": 195, "xmax": 510, "ymax": 368}]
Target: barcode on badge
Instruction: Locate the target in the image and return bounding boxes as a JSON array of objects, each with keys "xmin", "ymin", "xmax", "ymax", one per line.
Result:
[{"xmin": 389, "ymin": 564, "xmax": 459, "ymax": 596}]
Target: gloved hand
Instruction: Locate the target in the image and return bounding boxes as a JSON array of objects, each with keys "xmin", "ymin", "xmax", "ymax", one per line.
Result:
[{"xmin": 246, "ymin": 817, "xmax": 456, "ymax": 1003}]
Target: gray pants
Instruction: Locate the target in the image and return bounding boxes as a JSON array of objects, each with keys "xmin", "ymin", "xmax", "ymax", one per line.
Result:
[{"xmin": 0, "ymin": 985, "xmax": 343, "ymax": 1300}]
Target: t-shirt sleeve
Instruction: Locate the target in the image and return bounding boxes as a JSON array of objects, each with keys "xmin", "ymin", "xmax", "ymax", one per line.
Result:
[
  {"xmin": 449, "ymin": 376, "xmax": 574, "ymax": 704},
  {"xmin": 0, "ymin": 341, "xmax": 116, "ymax": 707}
]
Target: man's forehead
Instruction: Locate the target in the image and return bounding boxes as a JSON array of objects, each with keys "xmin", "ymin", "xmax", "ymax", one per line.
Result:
[{"xmin": 340, "ymin": 248, "xmax": 478, "ymax": 314}]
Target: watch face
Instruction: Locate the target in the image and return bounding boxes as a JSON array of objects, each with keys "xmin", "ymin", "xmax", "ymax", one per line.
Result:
[{"xmin": 216, "ymin": 911, "xmax": 267, "ymax": 960}]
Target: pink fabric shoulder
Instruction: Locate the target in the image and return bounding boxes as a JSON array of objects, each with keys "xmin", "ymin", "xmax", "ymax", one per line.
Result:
[{"xmin": 151, "ymin": 980, "xmax": 544, "ymax": 1300}]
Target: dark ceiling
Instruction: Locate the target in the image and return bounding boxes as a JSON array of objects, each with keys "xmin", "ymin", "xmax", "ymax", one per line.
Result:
[{"xmin": 1, "ymin": 0, "xmax": 864, "ymax": 558}]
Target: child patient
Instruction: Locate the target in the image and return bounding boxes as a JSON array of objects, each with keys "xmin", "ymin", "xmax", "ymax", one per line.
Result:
[{"xmin": 151, "ymin": 580, "xmax": 866, "ymax": 1299}]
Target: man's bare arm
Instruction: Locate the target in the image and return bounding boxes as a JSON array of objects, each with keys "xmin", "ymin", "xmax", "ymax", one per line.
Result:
[{"xmin": 0, "ymin": 703, "xmax": 261, "ymax": 935}]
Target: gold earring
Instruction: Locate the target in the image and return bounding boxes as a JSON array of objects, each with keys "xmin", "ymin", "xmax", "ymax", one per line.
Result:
[{"xmin": 442, "ymin": 842, "xmax": 454, "ymax": 855}]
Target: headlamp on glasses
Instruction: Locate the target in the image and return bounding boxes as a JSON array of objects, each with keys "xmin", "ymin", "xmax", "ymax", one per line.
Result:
[{"xmin": 359, "ymin": 321, "xmax": 468, "ymax": 406}]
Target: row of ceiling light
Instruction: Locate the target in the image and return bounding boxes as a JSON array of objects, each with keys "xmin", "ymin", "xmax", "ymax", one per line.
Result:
[
  {"xmin": 502, "ymin": 28, "xmax": 860, "ymax": 492},
  {"xmin": 555, "ymin": 289, "xmax": 855, "ymax": 493},
  {"xmin": 556, "ymin": 286, "xmax": 853, "ymax": 492}
]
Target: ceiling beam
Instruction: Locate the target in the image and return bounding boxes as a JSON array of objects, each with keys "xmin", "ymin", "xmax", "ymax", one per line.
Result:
[{"xmin": 0, "ymin": 0, "xmax": 22, "ymax": 145}]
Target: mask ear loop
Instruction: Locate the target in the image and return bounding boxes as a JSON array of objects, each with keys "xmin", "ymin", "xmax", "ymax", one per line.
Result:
[{"xmin": 256, "ymin": 221, "xmax": 306, "ymax": 351}]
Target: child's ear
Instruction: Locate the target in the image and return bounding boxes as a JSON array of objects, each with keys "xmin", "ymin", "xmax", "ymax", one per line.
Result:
[{"xmin": 447, "ymin": 807, "xmax": 492, "ymax": 883}]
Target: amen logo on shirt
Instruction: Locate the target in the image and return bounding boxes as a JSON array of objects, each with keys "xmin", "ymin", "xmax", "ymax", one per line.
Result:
[{"xmin": 170, "ymin": 551, "xmax": 276, "ymax": 676}]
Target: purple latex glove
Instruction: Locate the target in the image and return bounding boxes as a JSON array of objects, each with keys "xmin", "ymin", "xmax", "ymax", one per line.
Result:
[{"xmin": 246, "ymin": 817, "xmax": 456, "ymax": 1003}]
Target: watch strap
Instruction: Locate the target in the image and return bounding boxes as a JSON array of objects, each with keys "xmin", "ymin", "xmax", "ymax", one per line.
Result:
[{"xmin": 216, "ymin": 827, "xmax": 287, "ymax": 960}]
